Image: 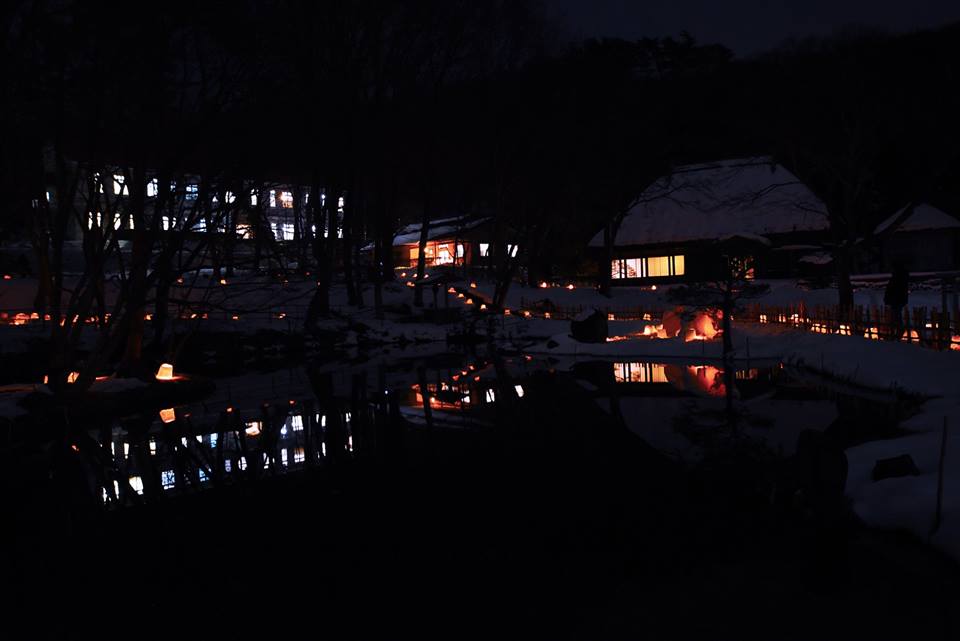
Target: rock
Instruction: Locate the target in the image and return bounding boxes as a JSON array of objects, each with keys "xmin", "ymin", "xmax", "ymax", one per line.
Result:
[
  {"xmin": 570, "ymin": 308, "xmax": 607, "ymax": 343},
  {"xmin": 872, "ymin": 454, "xmax": 920, "ymax": 482}
]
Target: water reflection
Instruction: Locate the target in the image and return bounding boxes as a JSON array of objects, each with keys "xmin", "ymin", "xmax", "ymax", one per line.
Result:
[{"xmin": 608, "ymin": 361, "xmax": 777, "ymax": 399}]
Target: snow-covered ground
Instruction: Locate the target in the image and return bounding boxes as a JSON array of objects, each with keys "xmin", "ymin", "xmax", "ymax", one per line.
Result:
[{"xmin": 2, "ymin": 270, "xmax": 958, "ymax": 560}]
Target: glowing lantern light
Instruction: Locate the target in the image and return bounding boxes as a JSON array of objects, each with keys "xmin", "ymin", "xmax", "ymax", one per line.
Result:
[
  {"xmin": 245, "ymin": 422, "xmax": 261, "ymax": 437},
  {"xmin": 447, "ymin": 287, "xmax": 456, "ymax": 294},
  {"xmin": 608, "ymin": 313, "xmax": 615, "ymax": 321},
  {"xmin": 504, "ymin": 309, "xmax": 511, "ymax": 315},
  {"xmin": 651, "ymin": 285, "xmax": 657, "ymax": 291},
  {"xmin": 465, "ymin": 298, "xmax": 474, "ymax": 305},
  {"xmin": 470, "ymin": 282, "xmax": 478, "ymax": 288},
  {"xmin": 479, "ymin": 304, "xmax": 487, "ymax": 310},
  {"xmin": 514, "ymin": 384, "xmax": 524, "ymax": 398},
  {"xmin": 539, "ymin": 282, "xmax": 548, "ymax": 289},
  {"xmin": 523, "ymin": 310, "xmax": 531, "ymax": 318},
  {"xmin": 759, "ymin": 314, "xmax": 768, "ymax": 324},
  {"xmin": 159, "ymin": 407, "xmax": 176, "ymax": 423},
  {"xmin": 566, "ymin": 284, "xmax": 574, "ymax": 290},
  {"xmin": 544, "ymin": 312, "xmax": 551, "ymax": 319},
  {"xmin": 2, "ymin": 274, "xmax": 11, "ymax": 280},
  {"xmin": 232, "ymin": 315, "xmax": 240, "ymax": 320},
  {"xmin": 67, "ymin": 371, "xmax": 80, "ymax": 384},
  {"xmin": 220, "ymin": 278, "xmax": 227, "ymax": 285},
  {"xmin": 457, "ymin": 293, "xmax": 465, "ymax": 299},
  {"xmin": 406, "ymin": 281, "xmax": 415, "ymax": 287},
  {"xmin": 155, "ymin": 363, "xmax": 175, "ymax": 381},
  {"xmin": 176, "ymin": 277, "xmax": 184, "ymax": 284}
]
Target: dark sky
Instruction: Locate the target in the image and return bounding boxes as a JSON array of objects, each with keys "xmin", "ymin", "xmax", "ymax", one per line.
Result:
[{"xmin": 550, "ymin": 0, "xmax": 960, "ymax": 55}]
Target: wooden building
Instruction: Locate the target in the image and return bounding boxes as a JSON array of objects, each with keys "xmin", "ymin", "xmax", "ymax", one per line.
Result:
[{"xmin": 589, "ymin": 157, "xmax": 830, "ymax": 285}]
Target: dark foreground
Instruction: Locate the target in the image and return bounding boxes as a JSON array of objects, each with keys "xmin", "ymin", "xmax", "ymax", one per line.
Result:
[{"xmin": 4, "ymin": 372, "xmax": 959, "ymax": 640}]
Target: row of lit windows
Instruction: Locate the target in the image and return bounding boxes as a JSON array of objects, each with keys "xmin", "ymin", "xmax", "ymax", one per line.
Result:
[
  {"xmin": 91, "ymin": 174, "xmax": 337, "ymax": 211},
  {"xmin": 610, "ymin": 255, "xmax": 685, "ymax": 279}
]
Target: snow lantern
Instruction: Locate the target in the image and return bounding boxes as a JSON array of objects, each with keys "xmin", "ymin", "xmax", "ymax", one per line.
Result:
[
  {"xmin": 156, "ymin": 363, "xmax": 175, "ymax": 381},
  {"xmin": 159, "ymin": 408, "xmax": 176, "ymax": 423}
]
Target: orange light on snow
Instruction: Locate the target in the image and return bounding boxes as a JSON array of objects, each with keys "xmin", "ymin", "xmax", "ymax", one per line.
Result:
[{"xmin": 155, "ymin": 363, "xmax": 175, "ymax": 381}]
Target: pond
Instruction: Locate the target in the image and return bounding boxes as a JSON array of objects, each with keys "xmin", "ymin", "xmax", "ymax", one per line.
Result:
[{"xmin": 68, "ymin": 346, "xmax": 896, "ymax": 508}]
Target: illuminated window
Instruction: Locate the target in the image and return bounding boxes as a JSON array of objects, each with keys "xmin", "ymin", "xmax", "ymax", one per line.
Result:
[
  {"xmin": 280, "ymin": 191, "xmax": 294, "ymax": 208},
  {"xmin": 113, "ymin": 214, "xmax": 123, "ymax": 230},
  {"xmin": 129, "ymin": 475, "xmax": 144, "ymax": 495},
  {"xmin": 250, "ymin": 190, "xmax": 258, "ymax": 206},
  {"xmin": 291, "ymin": 415, "xmax": 303, "ymax": 432},
  {"xmin": 485, "ymin": 389, "xmax": 496, "ymax": 403},
  {"xmin": 161, "ymin": 470, "xmax": 175, "ymax": 489},
  {"xmin": 225, "ymin": 191, "xmax": 236, "ymax": 204},
  {"xmin": 209, "ymin": 433, "xmax": 218, "ymax": 447},
  {"xmin": 610, "ymin": 255, "xmax": 684, "ymax": 280},
  {"xmin": 238, "ymin": 456, "xmax": 247, "ymax": 470},
  {"xmin": 410, "ymin": 247, "xmax": 419, "ymax": 261},
  {"xmin": 88, "ymin": 212, "xmax": 102, "ymax": 229},
  {"xmin": 507, "ymin": 244, "xmax": 519, "ymax": 258},
  {"xmin": 113, "ymin": 174, "xmax": 128, "ymax": 196},
  {"xmin": 480, "ymin": 243, "xmax": 490, "ymax": 256},
  {"xmin": 282, "ymin": 223, "xmax": 295, "ymax": 240},
  {"xmin": 281, "ymin": 449, "xmax": 289, "ymax": 466},
  {"xmin": 193, "ymin": 217, "xmax": 206, "ymax": 232},
  {"xmin": 236, "ymin": 223, "xmax": 253, "ymax": 239},
  {"xmin": 147, "ymin": 179, "xmax": 158, "ymax": 197},
  {"xmin": 185, "ymin": 184, "xmax": 198, "ymax": 200},
  {"xmin": 149, "ymin": 439, "xmax": 157, "ymax": 455},
  {"xmin": 162, "ymin": 215, "xmax": 171, "ymax": 231},
  {"xmin": 294, "ymin": 447, "xmax": 305, "ymax": 463},
  {"xmin": 224, "ymin": 459, "xmax": 232, "ymax": 472},
  {"xmin": 514, "ymin": 384, "xmax": 524, "ymax": 398},
  {"xmin": 456, "ymin": 244, "xmax": 465, "ymax": 258},
  {"xmin": 199, "ymin": 469, "xmax": 208, "ymax": 482}
]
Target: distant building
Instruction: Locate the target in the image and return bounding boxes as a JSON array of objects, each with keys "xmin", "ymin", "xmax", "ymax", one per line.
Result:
[
  {"xmin": 589, "ymin": 157, "xmax": 830, "ymax": 284},
  {"xmin": 385, "ymin": 215, "xmax": 513, "ymax": 269},
  {"xmin": 39, "ymin": 154, "xmax": 341, "ymax": 244},
  {"xmin": 868, "ymin": 203, "xmax": 960, "ymax": 274}
]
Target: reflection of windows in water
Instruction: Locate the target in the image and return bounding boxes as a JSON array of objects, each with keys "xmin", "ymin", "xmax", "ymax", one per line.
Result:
[
  {"xmin": 613, "ymin": 362, "xmax": 667, "ymax": 383},
  {"xmin": 161, "ymin": 470, "xmax": 176, "ymax": 489},
  {"xmin": 282, "ymin": 223, "xmax": 295, "ymax": 240},
  {"xmin": 239, "ymin": 456, "xmax": 247, "ymax": 470},
  {"xmin": 209, "ymin": 433, "xmax": 218, "ymax": 447},
  {"xmin": 185, "ymin": 184, "xmax": 198, "ymax": 200},
  {"xmin": 199, "ymin": 469, "xmax": 208, "ymax": 483},
  {"xmin": 250, "ymin": 190, "xmax": 258, "ymax": 206},
  {"xmin": 281, "ymin": 449, "xmax": 289, "ymax": 466},
  {"xmin": 147, "ymin": 179, "xmax": 158, "ymax": 197},
  {"xmin": 294, "ymin": 447, "xmax": 305, "ymax": 463},
  {"xmin": 480, "ymin": 243, "xmax": 490, "ymax": 256},
  {"xmin": 611, "ymin": 255, "xmax": 684, "ymax": 279}
]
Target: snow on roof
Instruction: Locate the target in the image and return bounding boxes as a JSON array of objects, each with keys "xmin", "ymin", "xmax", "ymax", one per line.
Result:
[
  {"xmin": 874, "ymin": 203, "xmax": 960, "ymax": 235},
  {"xmin": 588, "ymin": 157, "xmax": 829, "ymax": 248},
  {"xmin": 393, "ymin": 215, "xmax": 490, "ymax": 246}
]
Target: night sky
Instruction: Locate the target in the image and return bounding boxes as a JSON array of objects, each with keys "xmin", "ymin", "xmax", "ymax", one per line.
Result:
[{"xmin": 551, "ymin": 0, "xmax": 960, "ymax": 55}]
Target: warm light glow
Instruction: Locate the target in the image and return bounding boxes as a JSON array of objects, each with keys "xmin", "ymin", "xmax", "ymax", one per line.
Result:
[
  {"xmin": 245, "ymin": 421, "xmax": 262, "ymax": 436},
  {"xmin": 156, "ymin": 363, "xmax": 175, "ymax": 381},
  {"xmin": 480, "ymin": 304, "xmax": 487, "ymax": 310},
  {"xmin": 220, "ymin": 278, "xmax": 227, "ymax": 285},
  {"xmin": 159, "ymin": 407, "xmax": 176, "ymax": 423},
  {"xmin": 566, "ymin": 284, "xmax": 574, "ymax": 290},
  {"xmin": 457, "ymin": 293, "xmax": 465, "ymax": 298},
  {"xmin": 759, "ymin": 314, "xmax": 768, "ymax": 324},
  {"xmin": 67, "ymin": 371, "xmax": 80, "ymax": 384},
  {"xmin": 447, "ymin": 286, "xmax": 456, "ymax": 293},
  {"xmin": 470, "ymin": 282, "xmax": 477, "ymax": 288},
  {"xmin": 539, "ymin": 282, "xmax": 548, "ymax": 288},
  {"xmin": 523, "ymin": 310, "xmax": 531, "ymax": 318},
  {"xmin": 504, "ymin": 309, "xmax": 511, "ymax": 315},
  {"xmin": 514, "ymin": 384, "xmax": 524, "ymax": 398},
  {"xmin": 544, "ymin": 312, "xmax": 551, "ymax": 319},
  {"xmin": 465, "ymin": 298, "xmax": 474, "ymax": 305}
]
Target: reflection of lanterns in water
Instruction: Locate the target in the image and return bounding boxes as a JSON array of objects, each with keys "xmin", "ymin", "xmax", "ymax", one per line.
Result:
[
  {"xmin": 245, "ymin": 421, "xmax": 262, "ymax": 436},
  {"xmin": 156, "ymin": 363, "xmax": 175, "ymax": 380},
  {"xmin": 159, "ymin": 407, "xmax": 176, "ymax": 423}
]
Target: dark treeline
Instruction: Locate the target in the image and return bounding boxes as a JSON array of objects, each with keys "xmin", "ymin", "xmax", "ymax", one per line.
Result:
[{"xmin": 2, "ymin": 0, "xmax": 960, "ymax": 375}]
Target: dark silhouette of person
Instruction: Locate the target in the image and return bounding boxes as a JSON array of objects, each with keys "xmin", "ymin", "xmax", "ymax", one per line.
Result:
[{"xmin": 884, "ymin": 262, "xmax": 909, "ymax": 340}]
